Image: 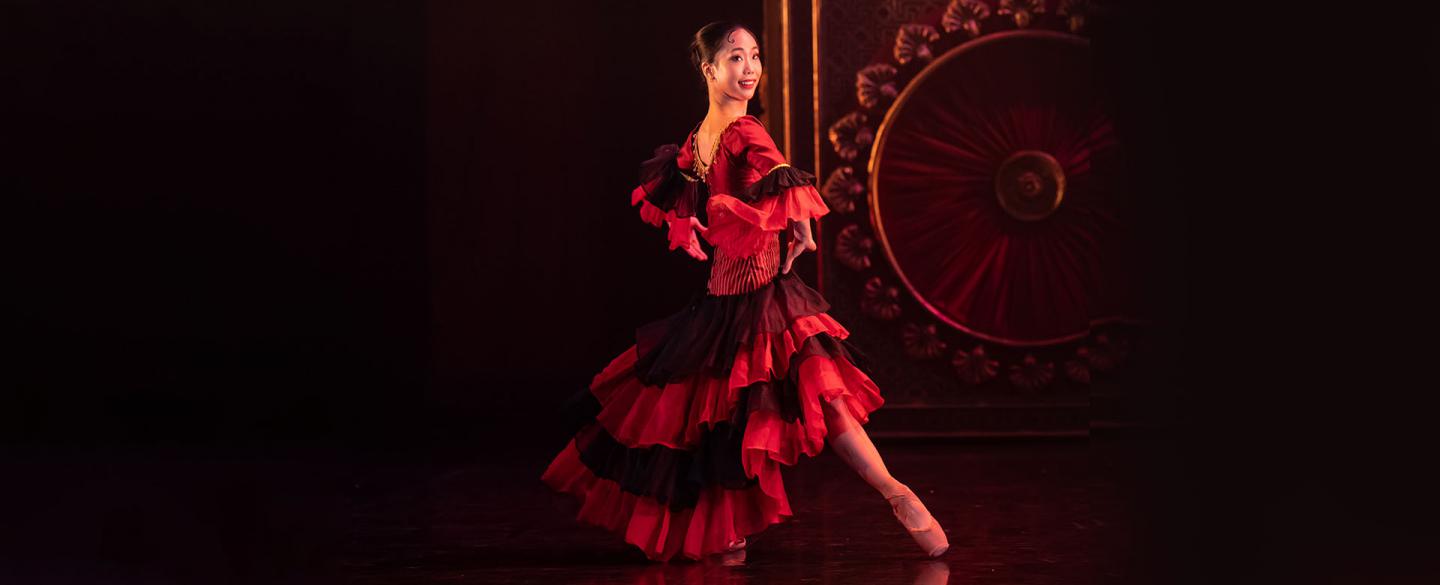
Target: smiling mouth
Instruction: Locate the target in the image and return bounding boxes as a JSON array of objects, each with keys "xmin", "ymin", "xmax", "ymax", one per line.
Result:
[{"xmin": 739, "ymin": 79, "xmax": 757, "ymax": 89}]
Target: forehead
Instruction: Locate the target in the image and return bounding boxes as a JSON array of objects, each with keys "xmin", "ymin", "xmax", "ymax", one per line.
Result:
[{"xmin": 721, "ymin": 28, "xmax": 758, "ymax": 51}]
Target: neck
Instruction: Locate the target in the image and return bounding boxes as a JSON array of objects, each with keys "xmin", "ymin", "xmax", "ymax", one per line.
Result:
[{"xmin": 704, "ymin": 91, "xmax": 749, "ymax": 129}]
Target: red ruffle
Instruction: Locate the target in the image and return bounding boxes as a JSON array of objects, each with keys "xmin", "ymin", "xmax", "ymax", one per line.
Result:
[
  {"xmin": 590, "ymin": 313, "xmax": 859, "ymax": 451},
  {"xmin": 637, "ymin": 199, "xmax": 666, "ymax": 227},
  {"xmin": 742, "ymin": 354, "xmax": 883, "ymax": 476},
  {"xmin": 726, "ymin": 313, "xmax": 849, "ymax": 392},
  {"xmin": 631, "ymin": 178, "xmax": 675, "ymax": 228},
  {"xmin": 702, "ymin": 185, "xmax": 830, "ymax": 257},
  {"xmin": 541, "ymin": 438, "xmax": 792, "ymax": 562},
  {"xmin": 551, "ymin": 311, "xmax": 886, "ymax": 561}
]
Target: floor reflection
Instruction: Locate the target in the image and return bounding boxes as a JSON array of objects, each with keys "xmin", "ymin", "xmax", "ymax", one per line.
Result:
[
  {"xmin": 342, "ymin": 438, "xmax": 1161, "ymax": 584},
  {"xmin": 579, "ymin": 557, "xmax": 951, "ymax": 585}
]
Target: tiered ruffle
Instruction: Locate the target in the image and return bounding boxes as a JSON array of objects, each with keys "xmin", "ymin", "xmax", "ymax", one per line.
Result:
[
  {"xmin": 542, "ymin": 438, "xmax": 791, "ymax": 562},
  {"xmin": 541, "ymin": 272, "xmax": 883, "ymax": 561}
]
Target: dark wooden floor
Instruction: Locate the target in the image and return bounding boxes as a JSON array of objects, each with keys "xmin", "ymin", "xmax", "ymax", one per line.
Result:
[
  {"xmin": 0, "ymin": 437, "xmax": 1174, "ymax": 583},
  {"xmin": 7, "ymin": 432, "xmax": 1421, "ymax": 584},
  {"xmin": 342, "ymin": 437, "xmax": 1164, "ymax": 584}
]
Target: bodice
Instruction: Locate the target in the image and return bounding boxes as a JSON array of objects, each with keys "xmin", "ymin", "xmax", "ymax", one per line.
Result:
[{"xmin": 629, "ymin": 115, "xmax": 830, "ymax": 297}]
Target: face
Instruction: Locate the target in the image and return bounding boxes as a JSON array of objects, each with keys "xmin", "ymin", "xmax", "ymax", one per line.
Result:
[{"xmin": 704, "ymin": 28, "xmax": 761, "ymax": 101}]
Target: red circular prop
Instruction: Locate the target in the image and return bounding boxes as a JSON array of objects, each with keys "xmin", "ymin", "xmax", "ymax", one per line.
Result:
[{"xmin": 869, "ymin": 30, "xmax": 1137, "ymax": 346}]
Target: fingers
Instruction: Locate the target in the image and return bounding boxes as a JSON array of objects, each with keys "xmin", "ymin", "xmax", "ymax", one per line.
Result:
[
  {"xmin": 781, "ymin": 238, "xmax": 805, "ymax": 274},
  {"xmin": 780, "ymin": 232, "xmax": 816, "ymax": 274},
  {"xmin": 674, "ymin": 238, "xmax": 705, "ymax": 260},
  {"xmin": 690, "ymin": 216, "xmax": 709, "ymax": 234}
]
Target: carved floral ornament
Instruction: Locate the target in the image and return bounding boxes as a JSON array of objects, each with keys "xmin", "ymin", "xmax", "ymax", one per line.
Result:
[
  {"xmin": 821, "ymin": 166, "xmax": 865, "ymax": 214},
  {"xmin": 821, "ymin": 0, "xmax": 1136, "ymax": 393},
  {"xmin": 834, "ymin": 224, "xmax": 873, "ymax": 271},
  {"xmin": 893, "ymin": 24, "xmax": 941, "ymax": 65},
  {"xmin": 942, "ymin": 1, "xmax": 991, "ymax": 38}
]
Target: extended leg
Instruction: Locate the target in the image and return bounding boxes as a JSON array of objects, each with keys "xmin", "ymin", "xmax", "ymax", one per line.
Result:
[
  {"xmin": 823, "ymin": 395, "xmax": 950, "ymax": 556},
  {"xmin": 822, "ymin": 395, "xmax": 904, "ymax": 498}
]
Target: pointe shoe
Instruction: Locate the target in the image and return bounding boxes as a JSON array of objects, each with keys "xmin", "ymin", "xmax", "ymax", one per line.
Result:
[
  {"xmin": 714, "ymin": 538, "xmax": 747, "ymax": 565},
  {"xmin": 885, "ymin": 484, "xmax": 950, "ymax": 557}
]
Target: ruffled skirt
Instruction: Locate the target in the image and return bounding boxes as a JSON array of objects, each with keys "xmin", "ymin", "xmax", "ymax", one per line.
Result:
[{"xmin": 541, "ymin": 270, "xmax": 885, "ymax": 561}]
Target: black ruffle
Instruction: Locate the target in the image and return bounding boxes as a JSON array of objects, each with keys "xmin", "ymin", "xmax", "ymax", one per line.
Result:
[
  {"xmin": 573, "ymin": 416, "xmax": 753, "ymax": 510},
  {"xmin": 559, "ymin": 332, "xmax": 867, "ymax": 511},
  {"xmin": 637, "ymin": 144, "xmax": 708, "ymax": 220},
  {"xmin": 560, "ymin": 381, "xmax": 760, "ymax": 511},
  {"xmin": 788, "ymin": 332, "xmax": 871, "ymax": 385},
  {"xmin": 638, "ymin": 144, "xmax": 681, "ymax": 184},
  {"xmin": 739, "ymin": 165, "xmax": 817, "ymax": 203},
  {"xmin": 633, "ymin": 270, "xmax": 830, "ymax": 386}
]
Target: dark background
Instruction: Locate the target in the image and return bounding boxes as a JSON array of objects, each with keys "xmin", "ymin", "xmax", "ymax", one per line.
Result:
[{"xmin": 5, "ymin": 0, "xmax": 1435, "ymax": 582}]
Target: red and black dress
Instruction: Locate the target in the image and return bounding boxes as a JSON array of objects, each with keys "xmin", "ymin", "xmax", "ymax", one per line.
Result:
[{"xmin": 541, "ymin": 115, "xmax": 886, "ymax": 561}]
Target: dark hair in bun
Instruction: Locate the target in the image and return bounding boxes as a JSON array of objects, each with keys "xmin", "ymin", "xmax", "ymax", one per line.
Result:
[{"xmin": 689, "ymin": 21, "xmax": 756, "ymax": 80}]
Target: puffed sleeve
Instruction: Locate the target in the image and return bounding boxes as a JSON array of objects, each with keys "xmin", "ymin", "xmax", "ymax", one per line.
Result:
[
  {"xmin": 630, "ymin": 143, "xmax": 705, "ymax": 228},
  {"xmin": 702, "ymin": 117, "xmax": 830, "ymax": 256}
]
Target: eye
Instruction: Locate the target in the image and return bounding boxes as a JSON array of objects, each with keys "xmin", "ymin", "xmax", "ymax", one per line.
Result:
[{"xmin": 731, "ymin": 55, "xmax": 742, "ymax": 62}]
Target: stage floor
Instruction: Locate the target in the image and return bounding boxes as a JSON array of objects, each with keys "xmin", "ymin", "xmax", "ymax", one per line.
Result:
[
  {"xmin": 3, "ymin": 435, "xmax": 1189, "ymax": 583},
  {"xmin": 344, "ymin": 437, "xmax": 1167, "ymax": 584}
]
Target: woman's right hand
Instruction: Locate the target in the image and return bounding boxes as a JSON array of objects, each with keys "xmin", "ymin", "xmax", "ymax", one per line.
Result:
[
  {"xmin": 781, "ymin": 218, "xmax": 816, "ymax": 274},
  {"xmin": 667, "ymin": 215, "xmax": 709, "ymax": 261}
]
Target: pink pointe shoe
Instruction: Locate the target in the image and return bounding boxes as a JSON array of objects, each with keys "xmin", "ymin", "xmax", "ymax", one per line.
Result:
[
  {"xmin": 885, "ymin": 484, "xmax": 949, "ymax": 557},
  {"xmin": 713, "ymin": 537, "xmax": 747, "ymax": 565}
]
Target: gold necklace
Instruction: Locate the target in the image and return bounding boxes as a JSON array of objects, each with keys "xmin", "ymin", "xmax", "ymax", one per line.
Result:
[
  {"xmin": 693, "ymin": 131, "xmax": 721, "ymax": 177},
  {"xmin": 693, "ymin": 117, "xmax": 741, "ymax": 179}
]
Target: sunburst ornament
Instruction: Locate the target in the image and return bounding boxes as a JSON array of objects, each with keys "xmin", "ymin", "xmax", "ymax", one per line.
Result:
[
  {"xmin": 942, "ymin": 0, "xmax": 991, "ymax": 38},
  {"xmin": 861, "ymin": 276, "xmax": 902, "ymax": 321},
  {"xmin": 1083, "ymin": 333, "xmax": 1130, "ymax": 372},
  {"xmin": 951, "ymin": 345, "xmax": 999, "ymax": 386},
  {"xmin": 830, "ymin": 1, "xmax": 1148, "ymax": 385},
  {"xmin": 835, "ymin": 224, "xmax": 874, "ymax": 271},
  {"xmin": 828, "ymin": 111, "xmax": 873, "ymax": 162},
  {"xmin": 999, "ymin": 0, "xmax": 1046, "ymax": 29},
  {"xmin": 902, "ymin": 322, "xmax": 948, "ymax": 360},
  {"xmin": 856, "ymin": 64, "xmax": 899, "ymax": 110},
  {"xmin": 821, "ymin": 166, "xmax": 865, "ymax": 214},
  {"xmin": 1008, "ymin": 354, "xmax": 1055, "ymax": 392},
  {"xmin": 868, "ymin": 30, "xmax": 1137, "ymax": 346},
  {"xmin": 894, "ymin": 24, "xmax": 940, "ymax": 65}
]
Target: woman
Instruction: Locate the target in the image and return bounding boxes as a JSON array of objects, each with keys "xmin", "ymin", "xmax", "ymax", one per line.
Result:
[{"xmin": 541, "ymin": 21, "xmax": 948, "ymax": 562}]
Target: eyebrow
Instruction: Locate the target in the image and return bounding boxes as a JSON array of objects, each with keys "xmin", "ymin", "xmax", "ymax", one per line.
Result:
[{"xmin": 729, "ymin": 47, "xmax": 759, "ymax": 52}]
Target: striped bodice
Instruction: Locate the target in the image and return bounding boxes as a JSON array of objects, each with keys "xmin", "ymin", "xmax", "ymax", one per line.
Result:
[{"xmin": 707, "ymin": 233, "xmax": 782, "ymax": 296}]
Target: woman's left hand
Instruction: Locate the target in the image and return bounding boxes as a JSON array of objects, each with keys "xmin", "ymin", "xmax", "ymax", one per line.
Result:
[
  {"xmin": 782, "ymin": 218, "xmax": 817, "ymax": 274},
  {"xmin": 666, "ymin": 215, "xmax": 709, "ymax": 261}
]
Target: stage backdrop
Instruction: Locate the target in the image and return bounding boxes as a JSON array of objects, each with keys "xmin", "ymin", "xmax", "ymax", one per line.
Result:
[{"xmin": 770, "ymin": 0, "xmax": 1186, "ymax": 436}]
